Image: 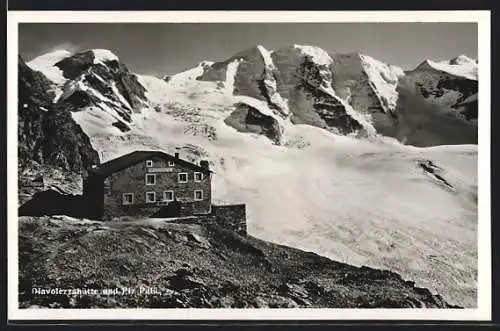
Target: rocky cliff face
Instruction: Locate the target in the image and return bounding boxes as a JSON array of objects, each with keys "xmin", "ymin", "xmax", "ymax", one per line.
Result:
[
  {"xmin": 403, "ymin": 56, "xmax": 478, "ymax": 122},
  {"xmin": 18, "ymin": 56, "xmax": 99, "ymax": 173},
  {"xmin": 271, "ymin": 46, "xmax": 363, "ymax": 135}
]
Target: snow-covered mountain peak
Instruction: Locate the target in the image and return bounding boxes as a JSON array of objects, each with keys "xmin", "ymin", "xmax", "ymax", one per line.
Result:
[
  {"xmin": 448, "ymin": 54, "xmax": 476, "ymax": 65},
  {"xmin": 91, "ymin": 49, "xmax": 119, "ymax": 65},
  {"xmin": 293, "ymin": 44, "xmax": 333, "ymax": 65},
  {"xmin": 413, "ymin": 56, "xmax": 478, "ymax": 81}
]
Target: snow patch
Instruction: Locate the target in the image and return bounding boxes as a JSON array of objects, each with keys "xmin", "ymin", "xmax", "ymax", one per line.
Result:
[
  {"xmin": 110, "ymin": 82, "xmax": 132, "ymax": 110},
  {"xmin": 460, "ymin": 93, "xmax": 478, "ymax": 104},
  {"xmin": 256, "ymin": 45, "xmax": 290, "ymax": 116},
  {"xmin": 168, "ymin": 61, "xmax": 214, "ymax": 85},
  {"xmin": 27, "ymin": 50, "xmax": 72, "ymax": 85},
  {"xmin": 224, "ymin": 59, "xmax": 242, "ymax": 95},
  {"xmin": 92, "ymin": 49, "xmax": 119, "ymax": 65},
  {"xmin": 256, "ymin": 45, "xmax": 274, "ymax": 68}
]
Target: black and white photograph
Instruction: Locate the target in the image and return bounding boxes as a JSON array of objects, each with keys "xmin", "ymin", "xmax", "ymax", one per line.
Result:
[{"xmin": 7, "ymin": 10, "xmax": 491, "ymax": 320}]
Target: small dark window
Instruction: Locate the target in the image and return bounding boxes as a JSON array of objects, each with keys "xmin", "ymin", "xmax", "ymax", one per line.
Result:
[
  {"xmin": 146, "ymin": 174, "xmax": 156, "ymax": 185},
  {"xmin": 168, "ymin": 160, "xmax": 175, "ymax": 166},
  {"xmin": 163, "ymin": 190, "xmax": 174, "ymax": 201},
  {"xmin": 178, "ymin": 173, "xmax": 188, "ymax": 183},
  {"xmin": 194, "ymin": 172, "xmax": 203, "ymax": 182},
  {"xmin": 123, "ymin": 193, "xmax": 134, "ymax": 205},
  {"xmin": 146, "ymin": 192, "xmax": 156, "ymax": 203},
  {"xmin": 194, "ymin": 190, "xmax": 203, "ymax": 201},
  {"xmin": 146, "ymin": 160, "xmax": 153, "ymax": 167}
]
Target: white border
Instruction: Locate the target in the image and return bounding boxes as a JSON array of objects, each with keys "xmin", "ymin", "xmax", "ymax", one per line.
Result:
[{"xmin": 7, "ymin": 10, "xmax": 491, "ymax": 321}]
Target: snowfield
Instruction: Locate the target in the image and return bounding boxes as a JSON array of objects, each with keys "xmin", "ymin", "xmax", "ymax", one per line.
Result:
[
  {"xmin": 418, "ymin": 55, "xmax": 478, "ymax": 81},
  {"xmin": 79, "ymin": 74, "xmax": 478, "ymax": 308}
]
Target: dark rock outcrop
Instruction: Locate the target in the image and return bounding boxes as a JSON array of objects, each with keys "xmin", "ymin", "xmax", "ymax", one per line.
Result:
[
  {"xmin": 224, "ymin": 103, "xmax": 283, "ymax": 144},
  {"xmin": 18, "ymin": 56, "xmax": 99, "ymax": 173}
]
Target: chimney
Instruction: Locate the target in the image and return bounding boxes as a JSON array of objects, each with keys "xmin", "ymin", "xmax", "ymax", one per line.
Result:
[
  {"xmin": 174, "ymin": 152, "xmax": 179, "ymax": 159},
  {"xmin": 200, "ymin": 160, "xmax": 209, "ymax": 170}
]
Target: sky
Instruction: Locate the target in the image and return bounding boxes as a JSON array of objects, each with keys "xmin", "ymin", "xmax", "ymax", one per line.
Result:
[{"xmin": 19, "ymin": 23, "xmax": 477, "ymax": 76}]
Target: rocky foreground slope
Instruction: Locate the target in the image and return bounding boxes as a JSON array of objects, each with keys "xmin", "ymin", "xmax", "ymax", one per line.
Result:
[{"xmin": 18, "ymin": 215, "xmax": 458, "ymax": 309}]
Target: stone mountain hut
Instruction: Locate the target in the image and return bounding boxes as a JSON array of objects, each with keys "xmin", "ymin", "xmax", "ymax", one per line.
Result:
[{"xmin": 83, "ymin": 150, "xmax": 213, "ymax": 220}]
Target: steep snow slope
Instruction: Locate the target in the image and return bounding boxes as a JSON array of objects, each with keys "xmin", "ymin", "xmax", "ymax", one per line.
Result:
[
  {"xmin": 90, "ymin": 75, "xmax": 477, "ymax": 308},
  {"xmin": 360, "ymin": 54, "xmax": 405, "ymax": 113},
  {"xmin": 329, "ymin": 53, "xmax": 404, "ymax": 115}
]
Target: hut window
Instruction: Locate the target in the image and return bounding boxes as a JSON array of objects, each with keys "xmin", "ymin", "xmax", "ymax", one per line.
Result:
[
  {"xmin": 168, "ymin": 160, "xmax": 175, "ymax": 166},
  {"xmin": 104, "ymin": 178, "xmax": 112, "ymax": 196},
  {"xmin": 163, "ymin": 190, "xmax": 174, "ymax": 201},
  {"xmin": 178, "ymin": 173, "xmax": 188, "ymax": 183},
  {"xmin": 146, "ymin": 160, "xmax": 153, "ymax": 167},
  {"xmin": 194, "ymin": 172, "xmax": 203, "ymax": 182},
  {"xmin": 145, "ymin": 174, "xmax": 156, "ymax": 185},
  {"xmin": 146, "ymin": 192, "xmax": 156, "ymax": 203},
  {"xmin": 194, "ymin": 190, "xmax": 203, "ymax": 201},
  {"xmin": 122, "ymin": 193, "xmax": 134, "ymax": 205}
]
